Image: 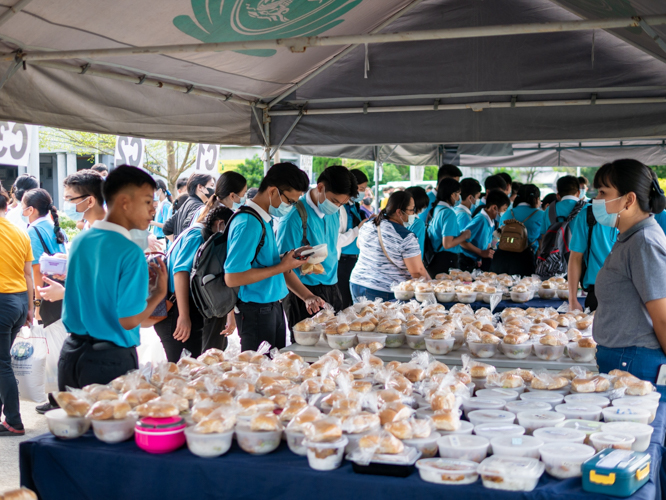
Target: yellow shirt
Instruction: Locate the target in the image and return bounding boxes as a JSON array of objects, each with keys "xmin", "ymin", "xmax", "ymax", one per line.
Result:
[
  {"xmin": 0, "ymin": 217, "xmax": 34, "ymax": 293},
  {"xmin": 380, "ymin": 197, "xmax": 389, "ymax": 210}
]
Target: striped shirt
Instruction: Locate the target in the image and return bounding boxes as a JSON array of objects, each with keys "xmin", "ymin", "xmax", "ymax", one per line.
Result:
[{"xmin": 350, "ymin": 219, "xmax": 421, "ymax": 292}]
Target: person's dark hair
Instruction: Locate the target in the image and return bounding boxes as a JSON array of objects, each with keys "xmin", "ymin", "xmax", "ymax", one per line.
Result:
[
  {"xmin": 594, "ymin": 159, "xmax": 666, "ymax": 215},
  {"xmin": 23, "ymin": 188, "xmax": 65, "ymax": 244},
  {"xmin": 91, "ymin": 163, "xmax": 108, "ymax": 175},
  {"xmin": 375, "ymin": 191, "xmax": 413, "ymax": 227},
  {"xmin": 556, "ymin": 175, "xmax": 580, "ymax": 196},
  {"xmin": 176, "ymin": 177, "xmax": 188, "ymax": 191},
  {"xmin": 103, "ymin": 165, "xmax": 157, "ymax": 205},
  {"xmin": 460, "ymin": 178, "xmax": 482, "ymax": 200},
  {"xmin": 187, "ymin": 173, "xmax": 214, "ymax": 197},
  {"xmin": 497, "ymin": 172, "xmax": 512, "ymax": 189},
  {"xmin": 435, "ymin": 178, "xmax": 461, "ymax": 207},
  {"xmin": 155, "ymin": 179, "xmax": 172, "ymax": 203},
  {"xmin": 12, "ymin": 174, "xmax": 39, "ymax": 202},
  {"xmin": 511, "ymin": 181, "xmax": 523, "ymax": 196},
  {"xmin": 197, "ymin": 171, "xmax": 247, "ymax": 223},
  {"xmin": 485, "ymin": 190, "xmax": 511, "ymax": 210},
  {"xmin": 246, "ymin": 187, "xmax": 259, "ymax": 200},
  {"xmin": 0, "ymin": 186, "xmax": 9, "ymax": 211},
  {"xmin": 201, "ymin": 205, "xmax": 233, "ymax": 241},
  {"xmin": 63, "ymin": 169, "xmax": 105, "ymax": 206},
  {"xmin": 484, "ymin": 175, "xmax": 507, "ymax": 193},
  {"xmin": 542, "ymin": 193, "xmax": 557, "ymax": 209},
  {"xmin": 513, "ymin": 184, "xmax": 541, "ymax": 209},
  {"xmin": 405, "ymin": 186, "xmax": 429, "ymax": 213},
  {"xmin": 438, "ymin": 164, "xmax": 463, "ymax": 181},
  {"xmin": 317, "ymin": 165, "xmax": 358, "ymax": 198},
  {"xmin": 172, "ymin": 193, "xmax": 188, "ymax": 212},
  {"xmin": 350, "ymin": 169, "xmax": 369, "ymax": 186},
  {"xmin": 258, "ymin": 162, "xmax": 310, "ymax": 193},
  {"xmin": 578, "ymin": 176, "xmax": 589, "ymax": 187}
]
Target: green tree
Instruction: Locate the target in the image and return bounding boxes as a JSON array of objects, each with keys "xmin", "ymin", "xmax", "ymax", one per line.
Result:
[
  {"xmin": 232, "ymin": 155, "xmax": 265, "ymax": 188},
  {"xmin": 424, "ymin": 166, "xmax": 438, "ymax": 182}
]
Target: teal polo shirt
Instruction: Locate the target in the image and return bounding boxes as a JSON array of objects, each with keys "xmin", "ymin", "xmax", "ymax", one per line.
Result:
[
  {"xmin": 461, "ymin": 210, "xmax": 494, "ymax": 260},
  {"xmin": 500, "ymin": 205, "xmax": 543, "ymax": 252},
  {"xmin": 151, "ymin": 200, "xmax": 172, "ymax": 239},
  {"xmin": 407, "ymin": 216, "xmax": 426, "ymax": 254},
  {"xmin": 419, "ymin": 190, "xmax": 438, "ymax": 223},
  {"xmin": 654, "ymin": 211, "xmax": 666, "ymax": 235},
  {"xmin": 276, "ymin": 191, "xmax": 340, "ymax": 287},
  {"xmin": 62, "ymin": 221, "xmax": 148, "ymax": 348},
  {"xmin": 540, "ymin": 197, "xmax": 579, "ymax": 236},
  {"xmin": 340, "ymin": 203, "xmax": 362, "ymax": 256},
  {"xmin": 428, "ymin": 203, "xmax": 461, "ymax": 254},
  {"xmin": 28, "ymin": 218, "xmax": 66, "ymax": 264},
  {"xmin": 454, "ymin": 205, "xmax": 473, "ymax": 236},
  {"xmin": 569, "ymin": 205, "xmax": 618, "ymax": 288},
  {"xmin": 167, "ymin": 223, "xmax": 204, "ymax": 294},
  {"xmin": 225, "ymin": 202, "xmax": 288, "ymax": 304}
]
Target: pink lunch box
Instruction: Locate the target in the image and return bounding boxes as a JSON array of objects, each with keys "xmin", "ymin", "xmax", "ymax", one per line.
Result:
[{"xmin": 135, "ymin": 416, "xmax": 186, "ymax": 454}]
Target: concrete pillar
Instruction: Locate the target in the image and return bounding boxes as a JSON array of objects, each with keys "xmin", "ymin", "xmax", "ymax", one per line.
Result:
[
  {"xmin": 66, "ymin": 152, "xmax": 77, "ymax": 176},
  {"xmin": 26, "ymin": 125, "xmax": 40, "ymax": 181},
  {"xmin": 55, "ymin": 153, "xmax": 67, "ymax": 210}
]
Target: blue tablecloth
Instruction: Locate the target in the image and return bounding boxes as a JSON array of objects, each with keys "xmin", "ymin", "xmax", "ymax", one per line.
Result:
[
  {"xmin": 20, "ymin": 404, "xmax": 666, "ymax": 500},
  {"xmin": 440, "ymin": 298, "xmax": 565, "ymax": 312}
]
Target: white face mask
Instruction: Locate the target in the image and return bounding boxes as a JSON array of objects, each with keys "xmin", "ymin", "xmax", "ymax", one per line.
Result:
[
  {"xmin": 129, "ymin": 229, "xmax": 149, "ymax": 251},
  {"xmin": 407, "ymin": 214, "xmax": 417, "ymax": 226}
]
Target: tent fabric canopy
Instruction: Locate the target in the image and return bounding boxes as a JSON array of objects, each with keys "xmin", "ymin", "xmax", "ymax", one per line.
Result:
[{"xmin": 0, "ymin": 0, "xmax": 665, "ymax": 154}]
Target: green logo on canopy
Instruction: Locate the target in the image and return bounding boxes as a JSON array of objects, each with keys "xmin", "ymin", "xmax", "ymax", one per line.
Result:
[{"xmin": 174, "ymin": 0, "xmax": 363, "ymax": 57}]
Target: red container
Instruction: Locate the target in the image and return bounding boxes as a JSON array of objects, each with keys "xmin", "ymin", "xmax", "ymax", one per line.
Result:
[{"xmin": 135, "ymin": 416, "xmax": 186, "ymax": 454}]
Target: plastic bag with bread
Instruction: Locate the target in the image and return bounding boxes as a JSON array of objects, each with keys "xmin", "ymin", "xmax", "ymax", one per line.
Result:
[
  {"xmin": 87, "ymin": 399, "xmax": 132, "ymax": 420},
  {"xmin": 530, "ymin": 370, "xmax": 569, "ymax": 391},
  {"xmin": 53, "ymin": 391, "xmax": 92, "ymax": 417},
  {"xmin": 571, "ymin": 375, "xmax": 611, "ymax": 393},
  {"xmin": 193, "ymin": 406, "xmax": 237, "ymax": 434},
  {"xmin": 301, "ymin": 417, "xmax": 343, "ymax": 442},
  {"xmin": 300, "ymin": 262, "xmax": 325, "ymax": 275}
]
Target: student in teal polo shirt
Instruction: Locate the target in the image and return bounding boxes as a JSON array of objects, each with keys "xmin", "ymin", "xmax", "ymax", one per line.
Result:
[
  {"xmin": 225, "ymin": 163, "xmax": 325, "ymax": 351},
  {"xmin": 426, "ymin": 178, "xmax": 471, "ymax": 276},
  {"xmin": 455, "ymin": 178, "xmax": 482, "ymax": 230},
  {"xmin": 419, "ymin": 164, "xmax": 462, "ymax": 223},
  {"xmin": 337, "ymin": 169, "xmax": 369, "ymax": 309},
  {"xmin": 277, "ymin": 165, "xmax": 358, "ymax": 330},
  {"xmin": 150, "ymin": 179, "xmax": 172, "ymax": 240},
  {"xmin": 540, "ymin": 175, "xmax": 584, "ymax": 236},
  {"xmin": 654, "ymin": 210, "xmax": 666, "ymax": 234},
  {"xmin": 460, "ymin": 190, "xmax": 510, "ymax": 272},
  {"xmin": 405, "ymin": 186, "xmax": 430, "ymax": 255},
  {"xmin": 58, "ymin": 166, "xmax": 167, "ymax": 390}
]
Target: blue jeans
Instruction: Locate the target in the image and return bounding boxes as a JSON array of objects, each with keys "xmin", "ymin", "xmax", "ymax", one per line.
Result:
[
  {"xmin": 596, "ymin": 345, "xmax": 666, "ymax": 401},
  {"xmin": 350, "ymin": 283, "xmax": 395, "ymax": 303}
]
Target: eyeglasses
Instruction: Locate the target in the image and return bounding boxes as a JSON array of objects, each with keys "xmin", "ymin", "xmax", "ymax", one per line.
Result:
[
  {"xmin": 403, "ymin": 208, "xmax": 416, "ymax": 214},
  {"xmin": 63, "ymin": 194, "xmax": 89, "ymax": 202},
  {"xmin": 278, "ymin": 188, "xmax": 299, "ymax": 206}
]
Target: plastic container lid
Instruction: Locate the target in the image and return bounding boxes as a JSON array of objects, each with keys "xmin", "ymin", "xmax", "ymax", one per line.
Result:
[
  {"xmin": 533, "ymin": 426, "xmax": 586, "ymax": 443},
  {"xmin": 602, "ymin": 406, "xmax": 651, "ymax": 423},
  {"xmin": 505, "ymin": 401, "xmax": 551, "ymax": 414},
  {"xmin": 477, "ymin": 455, "xmax": 545, "ymax": 479},
  {"xmin": 468, "ymin": 410, "xmax": 516, "ymax": 426},
  {"xmin": 558, "ymin": 419, "xmax": 604, "ymax": 434},
  {"xmin": 520, "ymin": 391, "xmax": 564, "ymax": 406},
  {"xmin": 476, "ymin": 389, "xmax": 519, "ymax": 402},
  {"xmin": 612, "ymin": 397, "xmax": 659, "ymax": 410},
  {"xmin": 474, "ymin": 423, "xmax": 525, "ymax": 439},
  {"xmin": 539, "ymin": 442, "xmax": 595, "ymax": 460},
  {"xmin": 564, "ymin": 394, "xmax": 610, "ymax": 408},
  {"xmin": 589, "ymin": 432, "xmax": 636, "ymax": 449},
  {"xmin": 554, "ymin": 403, "xmax": 603, "ymax": 419},
  {"xmin": 463, "ymin": 397, "xmax": 505, "ymax": 412},
  {"xmin": 490, "ymin": 435, "xmax": 543, "ymax": 452},
  {"xmin": 416, "ymin": 458, "xmax": 478, "ymax": 475},
  {"xmin": 136, "ymin": 416, "xmax": 186, "ymax": 432},
  {"xmin": 438, "ymin": 420, "xmax": 474, "ymax": 436},
  {"xmin": 600, "ymin": 421, "xmax": 654, "ymax": 437}
]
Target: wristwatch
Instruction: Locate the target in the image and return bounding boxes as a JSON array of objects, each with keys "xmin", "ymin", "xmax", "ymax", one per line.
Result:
[{"xmin": 34, "ymin": 299, "xmax": 43, "ymax": 307}]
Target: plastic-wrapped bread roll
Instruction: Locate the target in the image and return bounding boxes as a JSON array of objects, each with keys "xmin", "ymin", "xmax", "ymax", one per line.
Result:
[
  {"xmin": 384, "ymin": 420, "xmax": 413, "ymax": 440},
  {"xmin": 302, "ymin": 419, "xmax": 343, "ymax": 443},
  {"xmin": 431, "ymin": 410, "xmax": 461, "ymax": 431},
  {"xmin": 135, "ymin": 400, "xmax": 180, "ymax": 418},
  {"xmin": 250, "ymin": 413, "xmax": 282, "ymax": 432},
  {"xmin": 122, "ymin": 389, "xmax": 159, "ymax": 408},
  {"xmin": 53, "ymin": 392, "xmax": 91, "ymax": 418},
  {"xmin": 2, "ymin": 488, "xmax": 38, "ymax": 500}
]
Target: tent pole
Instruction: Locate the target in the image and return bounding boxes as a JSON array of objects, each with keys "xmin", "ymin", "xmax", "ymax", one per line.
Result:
[
  {"xmin": 270, "ymin": 112, "xmax": 304, "ymax": 159},
  {"xmin": 638, "ymin": 20, "xmax": 666, "ymax": 55},
  {"xmin": 7, "ymin": 14, "xmax": 666, "ymax": 62},
  {"xmin": 263, "ymin": 111, "xmax": 271, "ymax": 175},
  {"xmin": 0, "ymin": 0, "xmax": 34, "ymax": 28},
  {"xmin": 373, "ymin": 146, "xmax": 381, "ymax": 213}
]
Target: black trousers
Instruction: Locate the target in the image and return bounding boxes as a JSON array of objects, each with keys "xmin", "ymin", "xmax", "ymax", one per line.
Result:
[
  {"xmin": 283, "ymin": 283, "xmax": 343, "ymax": 333},
  {"xmin": 459, "ymin": 255, "xmax": 479, "ymax": 272},
  {"xmin": 585, "ymin": 285, "xmax": 598, "ymax": 312},
  {"xmin": 154, "ymin": 295, "xmax": 204, "ymax": 362},
  {"xmin": 58, "ymin": 334, "xmax": 138, "ymax": 391},
  {"xmin": 201, "ymin": 316, "xmax": 228, "ymax": 352},
  {"xmin": 0, "ymin": 292, "xmax": 28, "ymax": 427},
  {"xmin": 337, "ymin": 255, "xmax": 358, "ymax": 310},
  {"xmin": 490, "ymin": 248, "xmax": 536, "ymax": 276},
  {"xmin": 427, "ymin": 251, "xmax": 459, "ymax": 278},
  {"xmin": 235, "ymin": 301, "xmax": 286, "ymax": 352}
]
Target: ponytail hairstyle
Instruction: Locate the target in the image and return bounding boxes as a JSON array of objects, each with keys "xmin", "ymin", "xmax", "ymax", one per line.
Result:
[
  {"xmin": 513, "ymin": 184, "xmax": 541, "ymax": 209},
  {"xmin": 374, "ymin": 191, "xmax": 413, "ymax": 226},
  {"xmin": 594, "ymin": 159, "xmax": 666, "ymax": 215},
  {"xmin": 197, "ymin": 171, "xmax": 247, "ymax": 223},
  {"xmin": 12, "ymin": 174, "xmax": 38, "ymax": 202},
  {"xmin": 201, "ymin": 205, "xmax": 233, "ymax": 241},
  {"xmin": 155, "ymin": 179, "xmax": 172, "ymax": 203},
  {"xmin": 435, "ymin": 177, "xmax": 461, "ymax": 207},
  {"xmin": 0, "ymin": 186, "xmax": 9, "ymax": 212},
  {"xmin": 22, "ymin": 188, "xmax": 66, "ymax": 244}
]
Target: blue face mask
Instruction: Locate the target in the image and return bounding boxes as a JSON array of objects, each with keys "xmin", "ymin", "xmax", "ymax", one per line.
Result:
[
  {"xmin": 592, "ymin": 196, "xmax": 625, "ymax": 228},
  {"xmin": 129, "ymin": 229, "xmax": 149, "ymax": 251},
  {"xmin": 268, "ymin": 190, "xmax": 293, "ymax": 218},
  {"xmin": 63, "ymin": 198, "xmax": 89, "ymax": 222},
  {"xmin": 318, "ymin": 188, "xmax": 340, "ymax": 216},
  {"xmin": 232, "ymin": 195, "xmax": 247, "ymax": 211},
  {"xmin": 21, "ymin": 212, "xmax": 30, "ymax": 224},
  {"xmin": 352, "ymin": 193, "xmax": 365, "ymax": 204},
  {"xmin": 580, "ymin": 187, "xmax": 587, "ymax": 199},
  {"xmin": 454, "ymin": 198, "xmax": 461, "ymax": 207}
]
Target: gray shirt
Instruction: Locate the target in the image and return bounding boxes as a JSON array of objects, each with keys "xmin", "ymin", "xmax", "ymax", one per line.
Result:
[{"xmin": 594, "ymin": 217, "xmax": 666, "ymax": 350}]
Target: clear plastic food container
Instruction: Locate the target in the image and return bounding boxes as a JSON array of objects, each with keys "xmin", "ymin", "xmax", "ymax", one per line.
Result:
[
  {"xmin": 600, "ymin": 422, "xmax": 654, "ymax": 452},
  {"xmin": 589, "ymin": 432, "xmax": 636, "ymax": 452},
  {"xmin": 468, "ymin": 410, "xmax": 516, "ymax": 427},
  {"xmin": 533, "ymin": 343, "xmax": 565, "ymax": 361},
  {"xmin": 235, "ymin": 427, "xmax": 282, "ymax": 455},
  {"xmin": 326, "ymin": 333, "xmax": 357, "ymax": 350},
  {"xmin": 452, "ymin": 330, "xmax": 465, "ymax": 350},
  {"xmin": 467, "ymin": 342, "xmax": 498, "ymax": 358},
  {"xmin": 500, "ymin": 342, "xmax": 533, "ymax": 359},
  {"xmin": 184, "ymin": 428, "xmax": 234, "ymax": 458},
  {"xmin": 405, "ymin": 333, "xmax": 426, "ymax": 350},
  {"xmin": 474, "ymin": 423, "xmax": 525, "ymax": 441},
  {"xmin": 385, "ymin": 333, "xmax": 406, "ymax": 348},
  {"xmin": 416, "ymin": 458, "xmax": 479, "ymax": 485},
  {"xmin": 557, "ymin": 419, "xmax": 604, "ymax": 444},
  {"xmin": 305, "ymin": 436, "xmax": 348, "ymax": 471},
  {"xmin": 438, "ymin": 420, "xmax": 474, "ymax": 436},
  {"xmin": 394, "ymin": 290, "xmax": 415, "ymax": 301},
  {"xmin": 462, "ymin": 397, "xmax": 505, "ymax": 417},
  {"xmin": 538, "ymin": 287, "xmax": 558, "ymax": 300},
  {"xmin": 92, "ymin": 416, "xmax": 137, "ymax": 444},
  {"xmin": 456, "ymin": 292, "xmax": 478, "ymax": 304},
  {"xmin": 294, "ymin": 331, "xmax": 322, "ymax": 346},
  {"xmin": 476, "ymin": 389, "xmax": 519, "ymax": 402},
  {"xmin": 557, "ymin": 289, "xmax": 570, "ymax": 300},
  {"xmin": 415, "ymin": 291, "xmax": 436, "ymax": 302},
  {"xmin": 533, "ymin": 426, "xmax": 586, "ymax": 444},
  {"xmin": 520, "ymin": 391, "xmax": 564, "ymax": 409},
  {"xmin": 555, "ymin": 403, "xmax": 603, "ymax": 421},
  {"xmin": 602, "ymin": 407, "xmax": 651, "ymax": 425},
  {"xmin": 516, "ymin": 411, "xmax": 566, "ymax": 435},
  {"xmin": 539, "ymin": 442, "xmax": 595, "ymax": 478},
  {"xmin": 403, "ymin": 432, "xmax": 441, "ymax": 459},
  {"xmin": 564, "ymin": 394, "xmax": 610, "ymax": 408},
  {"xmin": 436, "ymin": 292, "xmax": 456, "ymax": 303},
  {"xmin": 477, "ymin": 456, "xmax": 545, "ymax": 491},
  {"xmin": 505, "ymin": 401, "xmax": 551, "ymax": 414},
  {"xmin": 285, "ymin": 429, "xmax": 307, "ymax": 456},
  {"xmin": 510, "ymin": 291, "xmax": 531, "ymax": 303},
  {"xmin": 491, "ymin": 435, "xmax": 544, "ymax": 459},
  {"xmin": 45, "ymin": 409, "xmax": 91, "ymax": 439},
  {"xmin": 567, "ymin": 342, "xmax": 596, "ymax": 363},
  {"xmin": 612, "ymin": 398, "xmax": 659, "ymax": 424},
  {"xmin": 357, "ymin": 332, "xmax": 387, "ymax": 346},
  {"xmin": 425, "ymin": 337, "xmax": 455, "ymax": 355},
  {"xmin": 437, "ymin": 434, "xmax": 489, "ymax": 463}
]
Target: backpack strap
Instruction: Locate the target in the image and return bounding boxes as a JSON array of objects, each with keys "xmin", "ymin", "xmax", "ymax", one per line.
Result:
[
  {"xmin": 33, "ymin": 226, "xmax": 55, "ymax": 257},
  {"xmin": 295, "ymin": 200, "xmax": 310, "ymax": 246},
  {"xmin": 234, "ymin": 206, "xmax": 267, "ymax": 264},
  {"xmin": 521, "ymin": 209, "xmax": 539, "ymax": 223},
  {"xmin": 584, "ymin": 204, "xmax": 596, "ymax": 265},
  {"xmin": 548, "ymin": 201, "xmax": 558, "ymax": 225}
]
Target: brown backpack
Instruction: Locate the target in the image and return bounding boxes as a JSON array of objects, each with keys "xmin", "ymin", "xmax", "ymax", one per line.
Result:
[{"xmin": 498, "ymin": 209, "xmax": 538, "ymax": 253}]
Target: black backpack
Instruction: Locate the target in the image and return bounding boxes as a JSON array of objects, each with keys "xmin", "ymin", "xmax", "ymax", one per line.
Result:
[
  {"xmin": 535, "ymin": 199, "xmax": 587, "ymax": 279},
  {"xmin": 422, "ymin": 205, "xmax": 438, "ymax": 266},
  {"xmin": 190, "ymin": 206, "xmax": 266, "ymax": 319},
  {"xmin": 579, "ymin": 205, "xmax": 597, "ymax": 292}
]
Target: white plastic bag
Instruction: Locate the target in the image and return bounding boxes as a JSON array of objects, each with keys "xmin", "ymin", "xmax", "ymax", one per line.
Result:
[
  {"xmin": 11, "ymin": 326, "xmax": 48, "ymax": 403},
  {"xmin": 43, "ymin": 320, "xmax": 69, "ymax": 393},
  {"xmin": 137, "ymin": 327, "xmax": 167, "ymax": 368}
]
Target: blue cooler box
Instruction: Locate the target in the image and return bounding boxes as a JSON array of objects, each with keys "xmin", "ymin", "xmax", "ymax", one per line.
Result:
[{"xmin": 582, "ymin": 449, "xmax": 651, "ymax": 497}]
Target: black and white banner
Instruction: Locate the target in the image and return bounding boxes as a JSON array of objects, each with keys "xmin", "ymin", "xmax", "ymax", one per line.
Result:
[{"xmin": 0, "ymin": 121, "xmax": 32, "ymax": 167}]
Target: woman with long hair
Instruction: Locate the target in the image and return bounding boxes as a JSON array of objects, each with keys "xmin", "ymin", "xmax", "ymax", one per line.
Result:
[{"xmin": 150, "ymin": 179, "xmax": 173, "ymax": 241}]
